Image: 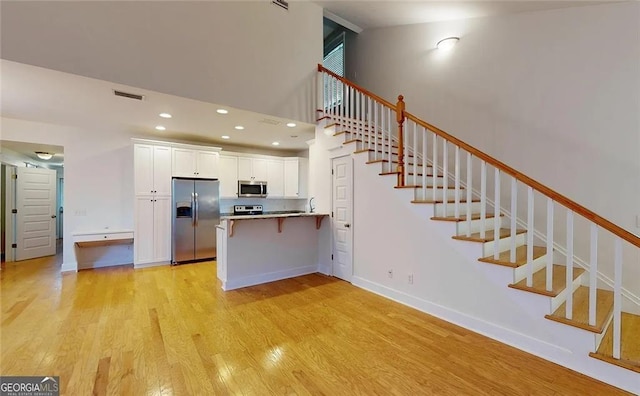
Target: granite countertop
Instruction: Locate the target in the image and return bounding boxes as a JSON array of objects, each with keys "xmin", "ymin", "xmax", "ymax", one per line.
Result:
[{"xmin": 220, "ymin": 211, "xmax": 328, "ymax": 220}]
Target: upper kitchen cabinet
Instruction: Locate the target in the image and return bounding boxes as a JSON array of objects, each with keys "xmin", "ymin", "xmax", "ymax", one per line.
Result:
[
  {"xmin": 284, "ymin": 158, "xmax": 308, "ymax": 198},
  {"xmin": 266, "ymin": 159, "xmax": 285, "ymax": 197},
  {"xmin": 237, "ymin": 157, "xmax": 268, "ymax": 182},
  {"xmin": 219, "ymin": 155, "xmax": 239, "ymax": 198},
  {"xmin": 172, "ymin": 146, "xmax": 221, "ymax": 179},
  {"xmin": 134, "ymin": 143, "xmax": 172, "ymax": 196}
]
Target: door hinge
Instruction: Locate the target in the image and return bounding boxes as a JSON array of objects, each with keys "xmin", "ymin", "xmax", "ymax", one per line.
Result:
[
  {"xmin": 331, "ymin": 254, "xmax": 333, "ymax": 260},
  {"xmin": 331, "ymin": 211, "xmax": 333, "ymax": 218},
  {"xmin": 331, "ymin": 169, "xmax": 334, "ymax": 175},
  {"xmin": 12, "ymin": 174, "xmax": 17, "ymax": 180},
  {"xmin": 11, "ymin": 209, "xmax": 17, "ymax": 214},
  {"xmin": 11, "ymin": 243, "xmax": 17, "ymax": 248}
]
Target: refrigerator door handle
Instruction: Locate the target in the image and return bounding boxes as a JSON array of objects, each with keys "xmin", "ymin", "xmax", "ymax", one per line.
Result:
[
  {"xmin": 194, "ymin": 192, "xmax": 199, "ymax": 226},
  {"xmin": 191, "ymin": 192, "xmax": 196, "ymax": 226}
]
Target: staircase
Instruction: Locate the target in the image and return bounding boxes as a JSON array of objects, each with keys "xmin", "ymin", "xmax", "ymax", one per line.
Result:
[{"xmin": 316, "ymin": 65, "xmax": 640, "ymax": 392}]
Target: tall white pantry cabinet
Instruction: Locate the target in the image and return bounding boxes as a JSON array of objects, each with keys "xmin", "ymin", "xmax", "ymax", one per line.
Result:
[{"xmin": 133, "ymin": 143, "xmax": 172, "ymax": 266}]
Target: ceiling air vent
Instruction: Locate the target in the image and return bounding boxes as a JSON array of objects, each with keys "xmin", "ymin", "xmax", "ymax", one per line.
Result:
[
  {"xmin": 259, "ymin": 118, "xmax": 281, "ymax": 126},
  {"xmin": 272, "ymin": 0, "xmax": 288, "ymax": 10},
  {"xmin": 113, "ymin": 89, "xmax": 145, "ymax": 101}
]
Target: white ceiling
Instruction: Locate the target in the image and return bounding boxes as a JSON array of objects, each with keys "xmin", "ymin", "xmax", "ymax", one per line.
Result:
[
  {"xmin": 317, "ymin": 0, "xmax": 613, "ymax": 29},
  {"xmin": 0, "ymin": 60, "xmax": 316, "ymax": 153}
]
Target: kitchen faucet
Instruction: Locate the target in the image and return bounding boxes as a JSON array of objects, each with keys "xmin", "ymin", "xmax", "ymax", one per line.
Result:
[{"xmin": 308, "ymin": 197, "xmax": 315, "ymax": 213}]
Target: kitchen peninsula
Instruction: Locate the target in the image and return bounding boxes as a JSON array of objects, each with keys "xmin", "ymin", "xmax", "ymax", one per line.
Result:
[{"xmin": 216, "ymin": 212, "xmax": 329, "ymax": 290}]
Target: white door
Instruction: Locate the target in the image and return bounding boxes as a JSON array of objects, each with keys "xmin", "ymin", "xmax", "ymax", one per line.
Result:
[
  {"xmin": 331, "ymin": 156, "xmax": 353, "ymax": 282},
  {"xmin": 16, "ymin": 167, "xmax": 57, "ymax": 261}
]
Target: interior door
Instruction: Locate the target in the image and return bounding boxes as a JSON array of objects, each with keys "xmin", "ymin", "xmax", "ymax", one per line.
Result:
[
  {"xmin": 16, "ymin": 167, "xmax": 57, "ymax": 261},
  {"xmin": 331, "ymin": 156, "xmax": 353, "ymax": 282}
]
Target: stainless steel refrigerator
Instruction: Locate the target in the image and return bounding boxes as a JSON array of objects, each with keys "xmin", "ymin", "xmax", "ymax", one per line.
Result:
[{"xmin": 172, "ymin": 178, "xmax": 220, "ymax": 264}]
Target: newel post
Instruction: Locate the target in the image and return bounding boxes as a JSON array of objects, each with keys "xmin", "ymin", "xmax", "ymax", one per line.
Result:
[{"xmin": 396, "ymin": 95, "xmax": 406, "ymax": 187}]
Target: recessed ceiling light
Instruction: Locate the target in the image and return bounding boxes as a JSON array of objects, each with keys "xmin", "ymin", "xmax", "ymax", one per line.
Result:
[
  {"xmin": 159, "ymin": 113, "xmax": 172, "ymax": 118},
  {"xmin": 155, "ymin": 125, "xmax": 166, "ymax": 131},
  {"xmin": 221, "ymin": 135, "xmax": 230, "ymax": 139},
  {"xmin": 217, "ymin": 109, "xmax": 229, "ymax": 114},
  {"xmin": 234, "ymin": 125, "xmax": 244, "ymax": 130},
  {"xmin": 286, "ymin": 122, "xmax": 296, "ymax": 128},
  {"xmin": 272, "ymin": 142, "xmax": 280, "ymax": 146}
]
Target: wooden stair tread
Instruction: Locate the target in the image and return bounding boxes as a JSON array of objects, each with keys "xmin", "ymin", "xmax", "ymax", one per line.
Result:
[
  {"xmin": 366, "ymin": 159, "xmax": 427, "ymax": 166},
  {"xmin": 354, "ymin": 148, "xmax": 416, "ymax": 157},
  {"xmin": 412, "ymin": 198, "xmax": 481, "ymax": 204},
  {"xmin": 452, "ymin": 228, "xmax": 526, "ymax": 243},
  {"xmin": 478, "ymin": 245, "xmax": 546, "ymax": 268},
  {"xmin": 545, "ymin": 286, "xmax": 614, "ymax": 333},
  {"xmin": 508, "ymin": 264, "xmax": 585, "ymax": 296},
  {"xmin": 380, "ymin": 171, "xmax": 442, "ymax": 177},
  {"xmin": 431, "ymin": 213, "xmax": 499, "ymax": 222},
  {"xmin": 589, "ymin": 312, "xmax": 640, "ymax": 373},
  {"xmin": 395, "ymin": 184, "xmax": 463, "ymax": 190}
]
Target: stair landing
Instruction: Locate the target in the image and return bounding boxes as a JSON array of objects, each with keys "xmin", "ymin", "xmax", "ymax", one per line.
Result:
[{"xmin": 589, "ymin": 312, "xmax": 640, "ymax": 373}]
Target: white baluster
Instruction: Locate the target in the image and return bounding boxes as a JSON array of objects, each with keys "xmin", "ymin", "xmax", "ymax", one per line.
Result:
[
  {"xmin": 367, "ymin": 98, "xmax": 372, "ymax": 150},
  {"xmin": 317, "ymin": 71, "xmax": 323, "ymax": 114},
  {"xmin": 526, "ymin": 186, "xmax": 534, "ymax": 287},
  {"xmin": 510, "ymin": 178, "xmax": 517, "ymax": 263},
  {"xmin": 442, "ymin": 140, "xmax": 448, "ymax": 216},
  {"xmin": 546, "ymin": 198, "xmax": 554, "ymax": 292},
  {"xmin": 413, "ymin": 122, "xmax": 417, "ymax": 187},
  {"xmin": 432, "ymin": 134, "xmax": 438, "ymax": 202},
  {"xmin": 565, "ymin": 210, "xmax": 574, "ymax": 320},
  {"xmin": 494, "ymin": 169, "xmax": 501, "ymax": 260},
  {"xmin": 374, "ymin": 102, "xmax": 378, "ymax": 160},
  {"xmin": 589, "ymin": 224, "xmax": 598, "ymax": 327},
  {"xmin": 480, "ymin": 161, "xmax": 487, "ymax": 239},
  {"xmin": 349, "ymin": 87, "xmax": 354, "ymax": 132},
  {"xmin": 466, "ymin": 153, "xmax": 472, "ymax": 237},
  {"xmin": 454, "ymin": 146, "xmax": 460, "ymax": 219},
  {"xmin": 613, "ymin": 238, "xmax": 622, "ymax": 359},
  {"xmin": 422, "ymin": 127, "xmax": 427, "ymax": 199},
  {"xmin": 388, "ymin": 108, "xmax": 392, "ymax": 171}
]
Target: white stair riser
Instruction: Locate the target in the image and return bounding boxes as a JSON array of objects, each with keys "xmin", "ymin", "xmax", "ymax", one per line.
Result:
[
  {"xmin": 513, "ymin": 255, "xmax": 550, "ymax": 284},
  {"xmin": 414, "ymin": 188, "xmax": 463, "ymax": 201},
  {"xmin": 482, "ymin": 233, "xmax": 527, "ymax": 256},
  {"xmin": 456, "ymin": 216, "xmax": 503, "ymax": 235},
  {"xmin": 435, "ymin": 201, "xmax": 483, "ymax": 217},
  {"xmin": 550, "ymin": 274, "xmax": 586, "ymax": 313}
]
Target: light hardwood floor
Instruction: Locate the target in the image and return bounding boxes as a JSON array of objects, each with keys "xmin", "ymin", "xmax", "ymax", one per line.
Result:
[{"xmin": 0, "ymin": 255, "xmax": 631, "ymax": 395}]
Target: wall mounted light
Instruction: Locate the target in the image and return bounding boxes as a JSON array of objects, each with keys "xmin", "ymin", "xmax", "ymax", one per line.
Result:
[
  {"xmin": 36, "ymin": 152, "xmax": 53, "ymax": 160},
  {"xmin": 436, "ymin": 37, "xmax": 459, "ymax": 50}
]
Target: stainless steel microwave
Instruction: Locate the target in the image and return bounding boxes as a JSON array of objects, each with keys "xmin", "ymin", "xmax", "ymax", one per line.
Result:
[{"xmin": 238, "ymin": 180, "xmax": 268, "ymax": 198}]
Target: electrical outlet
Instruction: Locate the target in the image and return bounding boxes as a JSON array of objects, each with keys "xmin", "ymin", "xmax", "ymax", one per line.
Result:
[
  {"xmin": 388, "ymin": 269, "xmax": 393, "ymax": 278},
  {"xmin": 408, "ymin": 274, "xmax": 414, "ymax": 284}
]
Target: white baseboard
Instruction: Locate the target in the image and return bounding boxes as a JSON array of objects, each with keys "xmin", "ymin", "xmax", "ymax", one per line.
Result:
[
  {"xmin": 223, "ymin": 265, "xmax": 317, "ymax": 291},
  {"xmin": 134, "ymin": 261, "xmax": 170, "ymax": 269},
  {"xmin": 351, "ymin": 276, "xmax": 640, "ymax": 395},
  {"xmin": 61, "ymin": 262, "xmax": 77, "ymax": 272}
]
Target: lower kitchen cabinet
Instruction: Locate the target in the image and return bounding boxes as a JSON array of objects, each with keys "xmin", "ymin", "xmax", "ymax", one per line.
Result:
[{"xmin": 134, "ymin": 195, "xmax": 171, "ymax": 266}]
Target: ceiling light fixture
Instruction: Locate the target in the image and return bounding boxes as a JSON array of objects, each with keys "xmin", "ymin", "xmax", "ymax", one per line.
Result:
[
  {"xmin": 286, "ymin": 122, "xmax": 296, "ymax": 128},
  {"xmin": 217, "ymin": 109, "xmax": 229, "ymax": 114},
  {"xmin": 436, "ymin": 37, "xmax": 460, "ymax": 50},
  {"xmin": 155, "ymin": 125, "xmax": 166, "ymax": 131},
  {"xmin": 272, "ymin": 142, "xmax": 280, "ymax": 146},
  {"xmin": 35, "ymin": 152, "xmax": 53, "ymax": 160},
  {"xmin": 221, "ymin": 135, "xmax": 230, "ymax": 139},
  {"xmin": 234, "ymin": 125, "xmax": 244, "ymax": 130},
  {"xmin": 159, "ymin": 113, "xmax": 172, "ymax": 118}
]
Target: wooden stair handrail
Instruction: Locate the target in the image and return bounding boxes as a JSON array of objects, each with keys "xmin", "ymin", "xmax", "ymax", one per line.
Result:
[
  {"xmin": 404, "ymin": 111, "xmax": 640, "ymax": 248},
  {"xmin": 317, "ymin": 64, "xmax": 396, "ymax": 110},
  {"xmin": 317, "ymin": 65, "xmax": 640, "ymax": 248}
]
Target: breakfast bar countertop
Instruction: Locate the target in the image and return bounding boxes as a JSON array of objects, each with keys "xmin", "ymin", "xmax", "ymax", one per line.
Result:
[{"xmin": 220, "ymin": 212, "xmax": 328, "ymax": 220}]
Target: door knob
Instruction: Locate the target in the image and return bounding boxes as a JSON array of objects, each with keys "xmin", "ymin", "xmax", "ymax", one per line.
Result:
[
  {"xmin": 51, "ymin": 215, "xmax": 57, "ymax": 219},
  {"xmin": 344, "ymin": 223, "xmax": 350, "ymax": 228}
]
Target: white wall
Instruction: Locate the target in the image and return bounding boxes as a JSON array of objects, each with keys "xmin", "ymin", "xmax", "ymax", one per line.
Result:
[
  {"xmin": 1, "ymin": 1, "xmax": 323, "ymax": 124},
  {"xmin": 350, "ymin": 2, "xmax": 640, "ymax": 295},
  {"xmin": 1, "ymin": 117, "xmax": 135, "ymax": 271}
]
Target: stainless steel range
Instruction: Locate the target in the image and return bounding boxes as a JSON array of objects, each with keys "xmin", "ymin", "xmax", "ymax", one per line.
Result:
[{"xmin": 233, "ymin": 205, "xmax": 263, "ymax": 216}]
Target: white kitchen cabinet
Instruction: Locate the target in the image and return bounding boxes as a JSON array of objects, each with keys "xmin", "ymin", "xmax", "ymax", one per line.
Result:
[
  {"xmin": 266, "ymin": 159, "xmax": 284, "ymax": 197},
  {"xmin": 172, "ymin": 148, "xmax": 220, "ymax": 179},
  {"xmin": 134, "ymin": 144, "xmax": 172, "ymax": 196},
  {"xmin": 237, "ymin": 157, "xmax": 268, "ymax": 181},
  {"xmin": 219, "ymin": 155, "xmax": 239, "ymax": 198},
  {"xmin": 284, "ymin": 158, "xmax": 308, "ymax": 198},
  {"xmin": 134, "ymin": 195, "xmax": 171, "ymax": 266}
]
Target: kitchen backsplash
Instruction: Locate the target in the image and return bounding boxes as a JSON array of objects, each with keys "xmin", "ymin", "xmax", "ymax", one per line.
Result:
[{"xmin": 220, "ymin": 198, "xmax": 307, "ymax": 214}]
